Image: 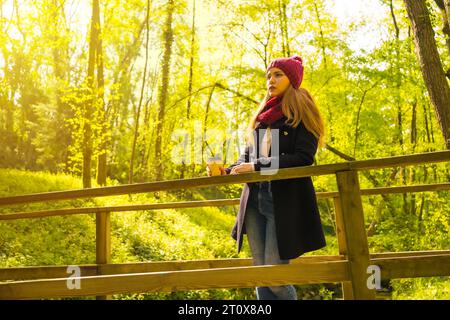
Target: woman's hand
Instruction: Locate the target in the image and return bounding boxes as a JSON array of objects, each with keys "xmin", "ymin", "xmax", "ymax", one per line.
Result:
[{"xmin": 230, "ymin": 163, "xmax": 255, "ymax": 175}]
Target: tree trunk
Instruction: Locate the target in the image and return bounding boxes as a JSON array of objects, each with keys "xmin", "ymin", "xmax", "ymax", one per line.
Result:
[
  {"xmin": 181, "ymin": 0, "xmax": 196, "ymax": 180},
  {"xmin": 423, "ymin": 101, "xmax": 431, "ymax": 146},
  {"xmin": 202, "ymin": 85, "xmax": 216, "ymax": 162},
  {"xmin": 279, "ymin": 0, "xmax": 290, "ymax": 57},
  {"xmin": 434, "ymin": 0, "xmax": 450, "ymax": 75},
  {"xmin": 50, "ymin": 0, "xmax": 71, "ymax": 173},
  {"xmin": 445, "ymin": 0, "xmax": 450, "ymax": 27},
  {"xmin": 404, "ymin": 0, "xmax": 450, "ymax": 149},
  {"xmin": 411, "ymin": 99, "xmax": 417, "ymax": 148},
  {"xmin": 83, "ymin": 0, "xmax": 101, "ymax": 188},
  {"xmin": 390, "ymin": 0, "xmax": 404, "ymax": 151},
  {"xmin": 186, "ymin": 0, "xmax": 195, "ymax": 121},
  {"xmin": 108, "ymin": 19, "xmax": 147, "ymax": 182},
  {"xmin": 96, "ymin": 1, "xmax": 107, "ymax": 186},
  {"xmin": 154, "ymin": 0, "xmax": 175, "ymax": 181},
  {"xmin": 313, "ymin": 2, "xmax": 327, "ymax": 69},
  {"xmin": 140, "ymin": 71, "xmax": 158, "ymax": 179},
  {"xmin": 129, "ymin": 0, "xmax": 151, "ymax": 184}
]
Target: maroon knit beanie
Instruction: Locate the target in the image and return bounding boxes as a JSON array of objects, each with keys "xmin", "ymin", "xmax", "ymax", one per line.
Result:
[{"xmin": 267, "ymin": 55, "xmax": 304, "ymax": 89}]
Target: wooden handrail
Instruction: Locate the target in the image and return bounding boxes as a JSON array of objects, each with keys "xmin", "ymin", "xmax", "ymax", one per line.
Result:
[
  {"xmin": 1, "ymin": 183, "xmax": 448, "ymax": 221},
  {"xmin": 0, "ymin": 199, "xmax": 241, "ymax": 220},
  {"xmin": 0, "ymin": 261, "xmax": 351, "ymax": 299},
  {"xmin": 0, "ymin": 150, "xmax": 448, "ymax": 206}
]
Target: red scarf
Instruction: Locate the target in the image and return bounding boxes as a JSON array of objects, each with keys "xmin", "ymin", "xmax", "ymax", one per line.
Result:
[{"xmin": 256, "ymin": 95, "xmax": 285, "ymax": 127}]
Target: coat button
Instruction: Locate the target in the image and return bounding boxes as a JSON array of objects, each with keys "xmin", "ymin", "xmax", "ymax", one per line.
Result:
[
  {"xmin": 283, "ymin": 131, "xmax": 288, "ymax": 136},
  {"xmin": 281, "ymin": 152, "xmax": 285, "ymax": 155}
]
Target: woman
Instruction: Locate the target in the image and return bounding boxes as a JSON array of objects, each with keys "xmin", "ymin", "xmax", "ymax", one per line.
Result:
[{"xmin": 208, "ymin": 55, "xmax": 326, "ymax": 300}]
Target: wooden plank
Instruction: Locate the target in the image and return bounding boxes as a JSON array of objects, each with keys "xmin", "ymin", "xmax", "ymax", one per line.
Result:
[
  {"xmin": 333, "ymin": 197, "xmax": 347, "ymax": 255},
  {"xmin": 0, "ymin": 199, "xmax": 241, "ymax": 220},
  {"xmin": 0, "ymin": 151, "xmax": 447, "ymax": 206},
  {"xmin": 96, "ymin": 211, "xmax": 111, "ymax": 300},
  {"xmin": 95, "ymin": 211, "xmax": 111, "ymax": 265},
  {"xmin": 0, "ymin": 261, "xmax": 350, "ymax": 300},
  {"xmin": 371, "ymin": 254, "xmax": 450, "ymax": 279},
  {"xmin": 0, "ymin": 255, "xmax": 346, "ymax": 281},
  {"xmin": 2, "ymin": 183, "xmax": 448, "ymax": 221},
  {"xmin": 2, "ymin": 254, "xmax": 448, "ymax": 299},
  {"xmin": 0, "ymin": 265, "xmax": 98, "ymax": 281},
  {"xmin": 1, "ymin": 250, "xmax": 448, "ymax": 282},
  {"xmin": 359, "ymin": 183, "xmax": 450, "ymax": 197},
  {"xmin": 371, "ymin": 250, "xmax": 450, "ymax": 259},
  {"xmin": 349, "ymin": 150, "xmax": 450, "ymax": 171},
  {"xmin": 333, "ymin": 196, "xmax": 354, "ymax": 299},
  {"xmin": 336, "ymin": 170, "xmax": 375, "ymax": 300},
  {"xmin": 0, "ymin": 164, "xmax": 349, "ymax": 206}
]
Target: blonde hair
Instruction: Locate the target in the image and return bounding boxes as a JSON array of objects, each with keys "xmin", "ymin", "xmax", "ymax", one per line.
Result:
[{"xmin": 245, "ymin": 85, "xmax": 325, "ymax": 150}]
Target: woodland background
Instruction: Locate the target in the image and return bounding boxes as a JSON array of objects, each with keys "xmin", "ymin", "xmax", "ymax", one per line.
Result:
[{"xmin": 0, "ymin": 0, "xmax": 449, "ymax": 299}]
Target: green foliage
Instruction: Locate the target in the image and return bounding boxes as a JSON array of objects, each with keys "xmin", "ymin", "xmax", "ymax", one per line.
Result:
[
  {"xmin": 1, "ymin": 0, "xmax": 449, "ymax": 300},
  {"xmin": 0, "ymin": 169, "xmax": 253, "ymax": 299},
  {"xmin": 391, "ymin": 277, "xmax": 450, "ymax": 300}
]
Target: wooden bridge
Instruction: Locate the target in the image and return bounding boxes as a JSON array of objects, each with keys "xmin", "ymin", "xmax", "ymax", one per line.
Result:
[{"xmin": 0, "ymin": 150, "xmax": 449, "ymax": 300}]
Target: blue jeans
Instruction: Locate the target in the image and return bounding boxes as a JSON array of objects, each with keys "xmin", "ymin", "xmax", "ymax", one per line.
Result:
[{"xmin": 244, "ymin": 182, "xmax": 298, "ymax": 300}]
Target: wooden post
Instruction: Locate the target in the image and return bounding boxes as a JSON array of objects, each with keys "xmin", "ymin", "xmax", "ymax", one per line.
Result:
[
  {"xmin": 335, "ymin": 170, "xmax": 375, "ymax": 300},
  {"xmin": 96, "ymin": 211, "xmax": 111, "ymax": 300},
  {"xmin": 333, "ymin": 196, "xmax": 354, "ymax": 300}
]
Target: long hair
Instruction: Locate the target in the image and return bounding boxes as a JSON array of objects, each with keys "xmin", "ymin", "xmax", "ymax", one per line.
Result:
[{"xmin": 245, "ymin": 85, "xmax": 326, "ymax": 150}]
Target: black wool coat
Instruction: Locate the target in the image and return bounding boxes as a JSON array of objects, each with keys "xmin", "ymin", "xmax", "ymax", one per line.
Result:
[{"xmin": 225, "ymin": 116, "xmax": 326, "ymax": 260}]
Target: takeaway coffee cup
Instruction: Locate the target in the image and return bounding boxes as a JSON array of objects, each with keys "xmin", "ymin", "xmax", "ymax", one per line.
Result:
[{"xmin": 206, "ymin": 156, "xmax": 224, "ymax": 176}]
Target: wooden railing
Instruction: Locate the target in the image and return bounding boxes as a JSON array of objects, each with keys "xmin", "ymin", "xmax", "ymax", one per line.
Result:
[{"xmin": 0, "ymin": 150, "xmax": 449, "ymax": 300}]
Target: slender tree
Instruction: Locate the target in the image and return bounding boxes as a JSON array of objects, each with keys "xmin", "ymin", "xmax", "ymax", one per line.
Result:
[
  {"xmin": 186, "ymin": 0, "xmax": 196, "ymax": 121},
  {"xmin": 313, "ymin": 2, "xmax": 327, "ymax": 69},
  {"xmin": 434, "ymin": 0, "xmax": 450, "ymax": 76},
  {"xmin": 83, "ymin": 0, "xmax": 101, "ymax": 188},
  {"xmin": 48, "ymin": 0, "xmax": 72, "ymax": 172},
  {"xmin": 403, "ymin": 0, "xmax": 450, "ymax": 149},
  {"xmin": 279, "ymin": 0, "xmax": 290, "ymax": 57},
  {"xmin": 129, "ymin": 0, "xmax": 151, "ymax": 184},
  {"xmin": 96, "ymin": 1, "xmax": 107, "ymax": 186},
  {"xmin": 180, "ymin": 0, "xmax": 197, "ymax": 180},
  {"xmin": 154, "ymin": 0, "xmax": 175, "ymax": 181}
]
